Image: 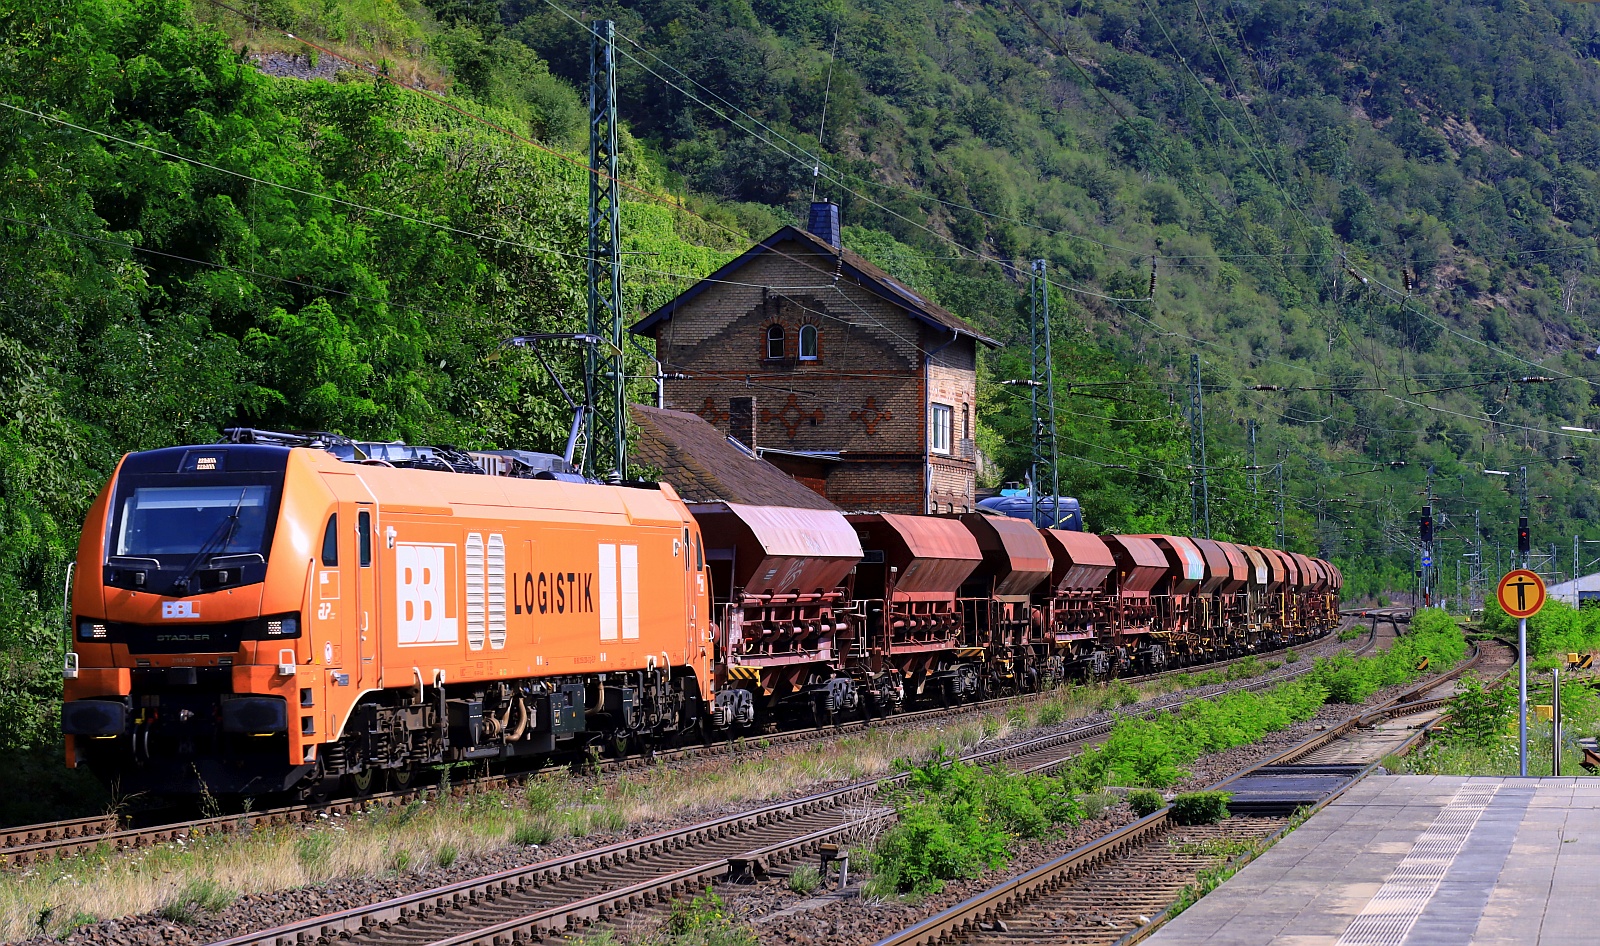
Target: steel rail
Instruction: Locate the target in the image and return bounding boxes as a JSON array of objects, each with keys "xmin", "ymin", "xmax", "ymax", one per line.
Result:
[
  {"xmin": 6, "ymin": 621, "xmax": 1352, "ymax": 868},
  {"xmin": 211, "ymin": 622, "xmax": 1367, "ymax": 946},
  {"xmin": 869, "ymin": 642, "xmax": 1481, "ymax": 946}
]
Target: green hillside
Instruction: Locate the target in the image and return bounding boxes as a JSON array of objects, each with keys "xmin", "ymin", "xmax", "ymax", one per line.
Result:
[{"xmin": 5, "ymin": 0, "xmax": 1600, "ymax": 773}]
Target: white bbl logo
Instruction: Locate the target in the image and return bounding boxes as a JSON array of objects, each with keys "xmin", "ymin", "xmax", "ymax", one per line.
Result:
[
  {"xmin": 161, "ymin": 601, "xmax": 200, "ymax": 619},
  {"xmin": 396, "ymin": 543, "xmax": 459, "ymax": 646}
]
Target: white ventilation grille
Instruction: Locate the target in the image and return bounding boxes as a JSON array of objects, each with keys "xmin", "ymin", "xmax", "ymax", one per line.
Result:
[
  {"xmin": 621, "ymin": 544, "xmax": 640, "ymax": 640},
  {"xmin": 599, "ymin": 543, "xmax": 619, "ymax": 642},
  {"xmin": 487, "ymin": 533, "xmax": 506, "ymax": 649},
  {"xmin": 1337, "ymin": 783, "xmax": 1499, "ymax": 946},
  {"xmin": 465, "ymin": 532, "xmax": 485, "ymax": 650}
]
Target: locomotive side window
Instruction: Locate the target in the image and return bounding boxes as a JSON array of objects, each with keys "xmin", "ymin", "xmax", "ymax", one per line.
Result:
[
  {"xmin": 321, "ymin": 514, "xmax": 338, "ymax": 566},
  {"xmin": 358, "ymin": 511, "xmax": 372, "ymax": 567},
  {"xmin": 684, "ymin": 528, "xmax": 691, "ymax": 571},
  {"xmin": 695, "ymin": 535, "xmax": 703, "ymax": 571}
]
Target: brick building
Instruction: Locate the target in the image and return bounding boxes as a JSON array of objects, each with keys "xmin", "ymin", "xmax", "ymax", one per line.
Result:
[{"xmin": 630, "ymin": 202, "xmax": 997, "ymax": 514}]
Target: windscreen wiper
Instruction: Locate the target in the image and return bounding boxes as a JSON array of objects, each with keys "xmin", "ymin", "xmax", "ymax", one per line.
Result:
[{"xmin": 171, "ymin": 488, "xmax": 248, "ymax": 593}]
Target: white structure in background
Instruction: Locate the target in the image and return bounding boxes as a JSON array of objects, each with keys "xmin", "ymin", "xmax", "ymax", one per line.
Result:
[{"xmin": 1546, "ymin": 571, "xmax": 1600, "ymax": 607}]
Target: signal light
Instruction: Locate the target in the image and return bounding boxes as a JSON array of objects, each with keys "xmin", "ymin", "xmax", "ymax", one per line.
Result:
[
  {"xmin": 1518, "ymin": 516, "xmax": 1531, "ymax": 555},
  {"xmin": 1420, "ymin": 505, "xmax": 1433, "ymax": 543}
]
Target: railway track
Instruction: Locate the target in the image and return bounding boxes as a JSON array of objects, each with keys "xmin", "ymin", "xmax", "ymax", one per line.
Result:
[
  {"xmin": 868, "ymin": 641, "xmax": 1484, "ymax": 946},
  {"xmin": 5, "ymin": 621, "xmax": 1365, "ymax": 869},
  {"xmin": 203, "ymin": 621, "xmax": 1383, "ymax": 946}
]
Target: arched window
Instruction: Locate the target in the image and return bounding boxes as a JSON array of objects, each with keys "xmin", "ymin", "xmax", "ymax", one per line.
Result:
[
  {"xmin": 766, "ymin": 324, "xmax": 786, "ymax": 359},
  {"xmin": 798, "ymin": 324, "xmax": 818, "ymax": 361}
]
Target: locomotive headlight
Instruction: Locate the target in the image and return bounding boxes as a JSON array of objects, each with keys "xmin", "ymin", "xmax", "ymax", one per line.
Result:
[
  {"xmin": 77, "ymin": 619, "xmax": 107, "ymax": 641},
  {"xmin": 266, "ymin": 616, "xmax": 298, "ymax": 636}
]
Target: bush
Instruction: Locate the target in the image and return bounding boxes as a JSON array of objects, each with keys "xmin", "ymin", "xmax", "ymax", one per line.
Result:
[
  {"xmin": 1126, "ymin": 788, "xmax": 1165, "ymax": 817},
  {"xmin": 1313, "ymin": 608, "xmax": 1466, "ymax": 704},
  {"xmin": 870, "ymin": 750, "xmax": 1085, "ymax": 896},
  {"xmin": 1036, "ymin": 700, "xmax": 1067, "ymax": 727},
  {"xmin": 659, "ymin": 887, "xmax": 758, "ymax": 946},
  {"xmin": 1170, "ymin": 791, "xmax": 1231, "ymax": 825}
]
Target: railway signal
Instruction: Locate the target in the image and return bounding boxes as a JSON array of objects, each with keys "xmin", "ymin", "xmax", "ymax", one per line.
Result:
[{"xmin": 1498, "ymin": 567, "xmax": 1547, "ymax": 776}]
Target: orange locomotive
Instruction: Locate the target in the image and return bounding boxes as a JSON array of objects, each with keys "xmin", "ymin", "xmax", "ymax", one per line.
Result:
[{"xmin": 63, "ymin": 432, "xmax": 713, "ymax": 796}]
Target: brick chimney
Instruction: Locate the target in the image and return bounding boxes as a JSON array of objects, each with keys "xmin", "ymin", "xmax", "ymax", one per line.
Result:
[
  {"xmin": 807, "ymin": 201, "xmax": 841, "ymax": 249},
  {"xmin": 729, "ymin": 396, "xmax": 756, "ymax": 449}
]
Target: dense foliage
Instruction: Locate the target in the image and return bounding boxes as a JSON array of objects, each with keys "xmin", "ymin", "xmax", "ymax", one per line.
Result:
[
  {"xmin": 1480, "ymin": 596, "xmax": 1600, "ymax": 667},
  {"xmin": 1309, "ymin": 607, "xmax": 1468, "ymax": 702},
  {"xmin": 1064, "ymin": 677, "xmax": 1328, "ymax": 791}
]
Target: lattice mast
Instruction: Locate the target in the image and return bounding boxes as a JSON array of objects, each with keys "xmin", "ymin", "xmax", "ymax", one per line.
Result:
[{"xmin": 588, "ymin": 19, "xmax": 625, "ymax": 480}]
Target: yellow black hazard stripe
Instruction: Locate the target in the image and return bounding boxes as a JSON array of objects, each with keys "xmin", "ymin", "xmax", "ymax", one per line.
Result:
[{"xmin": 725, "ymin": 665, "xmax": 762, "ymax": 681}]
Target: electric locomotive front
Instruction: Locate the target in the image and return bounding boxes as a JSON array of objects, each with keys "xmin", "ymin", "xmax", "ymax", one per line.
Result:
[
  {"xmin": 63, "ymin": 436, "xmax": 715, "ymax": 797},
  {"xmin": 63, "ymin": 443, "xmax": 328, "ymax": 794}
]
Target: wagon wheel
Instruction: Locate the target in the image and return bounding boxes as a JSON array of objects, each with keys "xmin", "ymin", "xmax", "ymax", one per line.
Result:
[
  {"xmin": 388, "ymin": 765, "xmax": 417, "ymax": 793},
  {"xmin": 344, "ymin": 767, "xmax": 376, "ymax": 797}
]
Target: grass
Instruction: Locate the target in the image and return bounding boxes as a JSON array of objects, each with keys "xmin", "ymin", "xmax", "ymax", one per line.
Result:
[
  {"xmin": 0, "ymin": 668, "xmax": 1292, "ymax": 939},
  {"xmin": 0, "ymin": 681, "xmax": 1140, "ymax": 939},
  {"xmin": 787, "ymin": 863, "xmax": 821, "ymax": 894}
]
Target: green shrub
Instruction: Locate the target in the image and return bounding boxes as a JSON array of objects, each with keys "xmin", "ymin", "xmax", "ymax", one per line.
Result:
[
  {"xmin": 1036, "ymin": 700, "xmax": 1067, "ymax": 727},
  {"xmin": 1312, "ymin": 608, "xmax": 1466, "ymax": 703},
  {"xmin": 1285, "ymin": 648, "xmax": 1300, "ymax": 664},
  {"xmin": 1126, "ymin": 789, "xmax": 1165, "ymax": 817},
  {"xmin": 1080, "ymin": 791, "xmax": 1117, "ymax": 820},
  {"xmin": 1170, "ymin": 791, "xmax": 1231, "ymax": 825},
  {"xmin": 870, "ymin": 750, "xmax": 1085, "ymax": 897},
  {"xmin": 1064, "ymin": 678, "xmax": 1328, "ymax": 792},
  {"xmin": 659, "ymin": 887, "xmax": 758, "ymax": 946}
]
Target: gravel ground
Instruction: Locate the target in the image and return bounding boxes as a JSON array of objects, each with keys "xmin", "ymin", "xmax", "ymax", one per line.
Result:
[
  {"xmin": 21, "ymin": 632, "xmax": 1363, "ymax": 946},
  {"xmin": 717, "ymin": 672, "xmax": 1448, "ymax": 946}
]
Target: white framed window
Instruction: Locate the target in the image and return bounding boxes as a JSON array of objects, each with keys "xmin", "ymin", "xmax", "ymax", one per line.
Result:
[
  {"xmin": 930, "ymin": 403, "xmax": 952, "ymax": 454},
  {"xmin": 798, "ymin": 324, "xmax": 818, "ymax": 360}
]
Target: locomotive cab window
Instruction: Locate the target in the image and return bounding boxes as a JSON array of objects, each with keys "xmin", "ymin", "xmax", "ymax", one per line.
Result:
[
  {"xmin": 115, "ymin": 485, "xmax": 272, "ymax": 558},
  {"xmin": 798, "ymin": 324, "xmax": 818, "ymax": 360},
  {"xmin": 357, "ymin": 511, "xmax": 372, "ymax": 567},
  {"xmin": 765, "ymin": 324, "xmax": 785, "ymax": 359},
  {"xmin": 321, "ymin": 514, "xmax": 338, "ymax": 566}
]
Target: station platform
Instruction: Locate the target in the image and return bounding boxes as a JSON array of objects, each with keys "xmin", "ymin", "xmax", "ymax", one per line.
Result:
[{"xmin": 1147, "ymin": 775, "xmax": 1600, "ymax": 946}]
